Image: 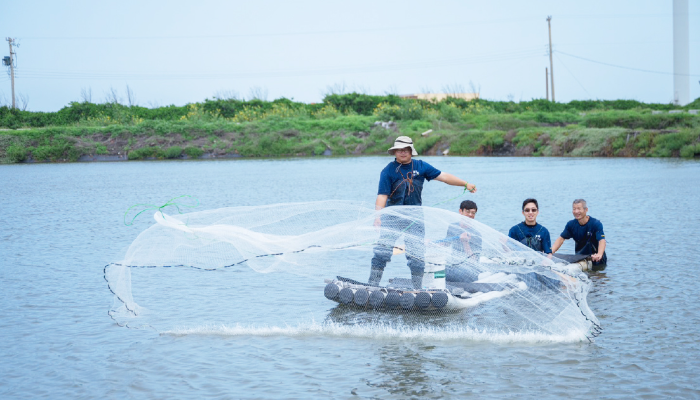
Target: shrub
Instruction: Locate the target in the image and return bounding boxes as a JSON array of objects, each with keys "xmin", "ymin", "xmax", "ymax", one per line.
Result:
[
  {"xmin": 680, "ymin": 143, "xmax": 700, "ymax": 158},
  {"xmin": 652, "ymin": 131, "xmax": 696, "ymax": 156},
  {"xmin": 184, "ymin": 147, "xmax": 203, "ymax": 158},
  {"xmin": 450, "ymin": 130, "xmax": 506, "ymax": 155},
  {"xmin": 413, "ymin": 135, "xmax": 440, "ymax": 154},
  {"xmin": 128, "ymin": 147, "xmax": 164, "ymax": 160},
  {"xmin": 164, "ymin": 146, "xmax": 183, "ymax": 159},
  {"xmin": 323, "ymin": 93, "xmax": 401, "ymax": 115},
  {"xmin": 373, "ymin": 102, "xmax": 402, "ymax": 121},
  {"xmin": 438, "ymin": 103, "xmax": 462, "ymax": 122},
  {"xmin": 313, "ymin": 104, "xmax": 342, "ymax": 119},
  {"xmin": 6, "ymin": 144, "xmax": 28, "ymax": 162}
]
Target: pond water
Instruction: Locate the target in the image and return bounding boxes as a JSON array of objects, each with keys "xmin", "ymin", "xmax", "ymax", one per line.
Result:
[{"xmin": 1, "ymin": 156, "xmax": 699, "ymax": 399}]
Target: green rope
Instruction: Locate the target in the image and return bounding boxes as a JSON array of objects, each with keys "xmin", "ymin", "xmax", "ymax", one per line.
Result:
[
  {"xmin": 429, "ymin": 186, "xmax": 470, "ymax": 208},
  {"xmin": 123, "ymin": 195, "xmax": 199, "ymax": 226},
  {"xmin": 395, "ymin": 186, "xmax": 470, "ymax": 235}
]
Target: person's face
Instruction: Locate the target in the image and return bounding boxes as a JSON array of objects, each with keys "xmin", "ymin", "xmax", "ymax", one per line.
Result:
[
  {"xmin": 394, "ymin": 147, "xmax": 412, "ymax": 164},
  {"xmin": 460, "ymin": 208, "xmax": 477, "ymax": 219},
  {"xmin": 522, "ymin": 202, "xmax": 539, "ymax": 225},
  {"xmin": 572, "ymin": 203, "xmax": 588, "ymax": 221}
]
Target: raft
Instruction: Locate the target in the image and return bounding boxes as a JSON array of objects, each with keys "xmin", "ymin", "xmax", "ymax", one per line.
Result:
[
  {"xmin": 323, "ymin": 254, "xmax": 594, "ymax": 311},
  {"xmin": 323, "ymin": 274, "xmax": 528, "ymax": 312}
]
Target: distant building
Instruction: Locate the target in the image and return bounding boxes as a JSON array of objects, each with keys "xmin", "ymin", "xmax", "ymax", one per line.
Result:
[{"xmin": 399, "ymin": 93, "xmax": 480, "ymax": 102}]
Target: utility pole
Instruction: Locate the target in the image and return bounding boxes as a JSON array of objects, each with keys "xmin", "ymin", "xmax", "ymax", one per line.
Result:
[
  {"xmin": 6, "ymin": 38, "xmax": 16, "ymax": 109},
  {"xmin": 546, "ymin": 16, "xmax": 555, "ymax": 102},
  {"xmin": 546, "ymin": 68, "xmax": 549, "ymax": 100}
]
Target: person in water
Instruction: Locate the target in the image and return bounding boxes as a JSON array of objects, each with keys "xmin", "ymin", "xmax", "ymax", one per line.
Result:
[
  {"xmin": 369, "ymin": 136, "xmax": 476, "ymax": 288},
  {"xmin": 508, "ymin": 198, "xmax": 552, "ymax": 254},
  {"xmin": 444, "ymin": 200, "xmax": 562, "ymax": 293},
  {"xmin": 444, "ymin": 200, "xmax": 483, "ymax": 283},
  {"xmin": 551, "ymin": 199, "xmax": 607, "ymax": 266},
  {"xmin": 445, "ymin": 200, "xmax": 481, "ymax": 260}
]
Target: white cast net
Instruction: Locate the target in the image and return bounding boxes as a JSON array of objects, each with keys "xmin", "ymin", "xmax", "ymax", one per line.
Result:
[{"xmin": 105, "ymin": 200, "xmax": 600, "ymax": 340}]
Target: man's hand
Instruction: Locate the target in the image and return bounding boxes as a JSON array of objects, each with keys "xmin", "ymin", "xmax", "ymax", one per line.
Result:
[
  {"xmin": 374, "ymin": 217, "xmax": 381, "ymax": 231},
  {"xmin": 465, "ymin": 183, "xmax": 477, "ymax": 193},
  {"xmin": 591, "ymin": 253, "xmax": 603, "ymax": 262}
]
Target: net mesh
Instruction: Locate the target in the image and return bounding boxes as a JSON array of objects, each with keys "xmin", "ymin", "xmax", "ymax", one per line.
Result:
[{"xmin": 105, "ymin": 200, "xmax": 600, "ymax": 340}]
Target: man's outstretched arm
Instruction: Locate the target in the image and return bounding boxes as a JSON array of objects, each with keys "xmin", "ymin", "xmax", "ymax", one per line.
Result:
[
  {"xmin": 434, "ymin": 172, "xmax": 476, "ymax": 193},
  {"xmin": 551, "ymin": 236, "xmax": 565, "ymax": 254}
]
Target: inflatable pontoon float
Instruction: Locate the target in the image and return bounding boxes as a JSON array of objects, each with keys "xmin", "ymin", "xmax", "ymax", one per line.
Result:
[{"xmin": 323, "ymin": 254, "xmax": 593, "ymax": 311}]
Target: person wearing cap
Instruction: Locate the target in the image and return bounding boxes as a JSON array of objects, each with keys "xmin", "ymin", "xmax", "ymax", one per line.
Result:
[{"xmin": 368, "ymin": 136, "xmax": 476, "ymax": 288}]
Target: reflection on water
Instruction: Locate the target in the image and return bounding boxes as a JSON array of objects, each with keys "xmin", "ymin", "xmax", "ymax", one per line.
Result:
[{"xmin": 2, "ymin": 157, "xmax": 700, "ymax": 398}]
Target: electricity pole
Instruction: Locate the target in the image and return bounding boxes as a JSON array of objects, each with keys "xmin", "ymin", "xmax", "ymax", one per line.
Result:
[
  {"xmin": 546, "ymin": 16, "xmax": 555, "ymax": 102},
  {"xmin": 6, "ymin": 37, "xmax": 16, "ymax": 109},
  {"xmin": 546, "ymin": 68, "xmax": 549, "ymax": 100}
]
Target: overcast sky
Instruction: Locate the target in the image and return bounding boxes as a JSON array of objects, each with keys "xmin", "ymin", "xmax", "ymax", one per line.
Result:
[{"xmin": 1, "ymin": 0, "xmax": 699, "ymax": 111}]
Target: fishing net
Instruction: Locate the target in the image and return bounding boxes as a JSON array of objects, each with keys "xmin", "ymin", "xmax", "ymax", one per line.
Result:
[{"xmin": 105, "ymin": 200, "xmax": 600, "ymax": 340}]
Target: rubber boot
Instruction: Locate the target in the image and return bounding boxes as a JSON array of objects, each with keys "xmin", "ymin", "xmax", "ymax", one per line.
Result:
[
  {"xmin": 411, "ymin": 273, "xmax": 423, "ymax": 290},
  {"xmin": 368, "ymin": 268, "xmax": 384, "ymax": 286}
]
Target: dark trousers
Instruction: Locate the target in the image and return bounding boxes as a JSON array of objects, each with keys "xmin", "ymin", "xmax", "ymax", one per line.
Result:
[{"xmin": 371, "ymin": 214, "xmax": 425, "ymax": 276}]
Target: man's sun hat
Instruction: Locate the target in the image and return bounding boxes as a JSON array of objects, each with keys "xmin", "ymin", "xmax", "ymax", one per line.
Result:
[{"xmin": 388, "ymin": 136, "xmax": 418, "ymax": 156}]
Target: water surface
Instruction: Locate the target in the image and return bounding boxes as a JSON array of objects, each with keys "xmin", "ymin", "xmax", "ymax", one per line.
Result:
[{"xmin": 1, "ymin": 156, "xmax": 699, "ymax": 398}]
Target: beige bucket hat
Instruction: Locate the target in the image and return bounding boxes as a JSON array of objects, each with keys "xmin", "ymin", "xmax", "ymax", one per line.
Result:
[{"xmin": 387, "ymin": 136, "xmax": 418, "ymax": 156}]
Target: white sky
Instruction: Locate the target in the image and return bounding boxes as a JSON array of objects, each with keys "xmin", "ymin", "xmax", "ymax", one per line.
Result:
[{"xmin": 1, "ymin": 0, "xmax": 699, "ymax": 111}]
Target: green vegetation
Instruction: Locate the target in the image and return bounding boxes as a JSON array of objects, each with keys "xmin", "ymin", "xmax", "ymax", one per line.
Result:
[{"xmin": 1, "ymin": 94, "xmax": 699, "ymax": 163}]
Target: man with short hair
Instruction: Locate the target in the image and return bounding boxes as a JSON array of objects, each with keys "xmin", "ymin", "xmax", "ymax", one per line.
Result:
[
  {"xmin": 369, "ymin": 136, "xmax": 476, "ymax": 288},
  {"xmin": 444, "ymin": 200, "xmax": 482, "ymax": 283},
  {"xmin": 551, "ymin": 199, "xmax": 607, "ymax": 265},
  {"xmin": 508, "ymin": 198, "xmax": 552, "ymax": 254},
  {"xmin": 450, "ymin": 200, "xmax": 481, "ymax": 259}
]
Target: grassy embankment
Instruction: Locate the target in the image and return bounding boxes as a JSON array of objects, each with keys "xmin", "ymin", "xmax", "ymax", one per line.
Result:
[{"xmin": 1, "ymin": 94, "xmax": 699, "ymax": 164}]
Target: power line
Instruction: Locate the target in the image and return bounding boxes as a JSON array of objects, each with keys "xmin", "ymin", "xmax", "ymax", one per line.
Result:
[
  {"xmin": 19, "ymin": 17, "xmax": 538, "ymax": 41},
  {"xmin": 556, "ymin": 50, "xmax": 700, "ymax": 77},
  {"xmin": 557, "ymin": 12, "xmax": 700, "ymax": 20},
  {"xmin": 20, "ymin": 13, "xmax": 696, "ymax": 42},
  {"xmin": 554, "ymin": 52, "xmax": 591, "ymax": 98},
  {"xmin": 11, "ymin": 48, "xmax": 545, "ymax": 81}
]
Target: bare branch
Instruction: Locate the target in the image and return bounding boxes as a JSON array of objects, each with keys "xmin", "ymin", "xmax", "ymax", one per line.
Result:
[
  {"xmin": 325, "ymin": 82, "xmax": 347, "ymax": 96},
  {"xmin": 441, "ymin": 83, "xmax": 466, "ymax": 97},
  {"xmin": 213, "ymin": 90, "xmax": 241, "ymax": 100},
  {"xmin": 105, "ymin": 86, "xmax": 122, "ymax": 104},
  {"xmin": 248, "ymin": 86, "xmax": 268, "ymax": 101},
  {"xmin": 17, "ymin": 93, "xmax": 29, "ymax": 111},
  {"xmin": 80, "ymin": 87, "xmax": 92, "ymax": 103},
  {"xmin": 468, "ymin": 80, "xmax": 481, "ymax": 98},
  {"xmin": 354, "ymin": 84, "xmax": 371, "ymax": 95},
  {"xmin": 384, "ymin": 84, "xmax": 399, "ymax": 95},
  {"xmin": 125, "ymin": 84, "xmax": 136, "ymax": 106}
]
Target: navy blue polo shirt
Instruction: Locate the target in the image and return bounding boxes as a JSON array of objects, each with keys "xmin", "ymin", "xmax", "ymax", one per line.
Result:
[
  {"xmin": 508, "ymin": 222, "xmax": 552, "ymax": 253},
  {"xmin": 561, "ymin": 216, "xmax": 607, "ymax": 264},
  {"xmin": 377, "ymin": 159, "xmax": 441, "ymax": 206}
]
